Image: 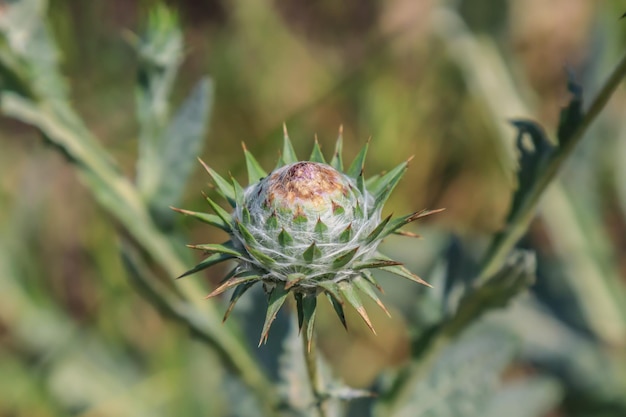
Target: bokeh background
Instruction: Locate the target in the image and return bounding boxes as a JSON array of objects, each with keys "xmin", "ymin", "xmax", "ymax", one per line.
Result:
[{"xmin": 2, "ymin": 0, "xmax": 626, "ymax": 416}]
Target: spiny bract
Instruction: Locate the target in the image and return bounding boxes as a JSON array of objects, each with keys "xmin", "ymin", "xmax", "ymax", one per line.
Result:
[{"xmin": 175, "ymin": 126, "xmax": 443, "ymax": 346}]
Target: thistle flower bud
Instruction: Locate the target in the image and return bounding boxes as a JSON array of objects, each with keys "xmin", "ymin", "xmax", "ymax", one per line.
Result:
[
  {"xmin": 175, "ymin": 127, "xmax": 443, "ymax": 345},
  {"xmin": 233, "ymin": 161, "xmax": 379, "ymax": 284}
]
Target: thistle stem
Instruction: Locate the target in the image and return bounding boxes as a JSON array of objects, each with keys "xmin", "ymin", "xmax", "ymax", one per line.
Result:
[
  {"xmin": 478, "ymin": 49, "xmax": 626, "ymax": 282},
  {"xmin": 302, "ymin": 323, "xmax": 328, "ymax": 417}
]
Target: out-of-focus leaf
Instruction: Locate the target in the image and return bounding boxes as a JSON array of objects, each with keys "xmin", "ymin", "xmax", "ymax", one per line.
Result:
[
  {"xmin": 0, "ymin": 0, "xmax": 66, "ymax": 99},
  {"xmin": 557, "ymin": 71, "xmax": 584, "ymax": 146},
  {"xmin": 444, "ymin": 250, "xmax": 536, "ymax": 336},
  {"xmin": 508, "ymin": 120, "xmax": 555, "ymax": 219},
  {"xmin": 277, "ymin": 317, "xmax": 315, "ymax": 415},
  {"xmin": 385, "ymin": 325, "xmax": 518, "ymax": 417},
  {"xmin": 483, "ymin": 377, "xmax": 562, "ymax": 417},
  {"xmin": 134, "ymin": 5, "xmax": 184, "ymax": 204},
  {"xmin": 411, "ymin": 249, "xmax": 535, "ymax": 357},
  {"xmin": 150, "ymin": 78, "xmax": 213, "ymax": 224},
  {"xmin": 487, "ymin": 297, "xmax": 626, "ymax": 416}
]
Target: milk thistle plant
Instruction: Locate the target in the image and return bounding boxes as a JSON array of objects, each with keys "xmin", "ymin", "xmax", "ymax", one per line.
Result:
[{"xmin": 175, "ymin": 127, "xmax": 443, "ymax": 347}]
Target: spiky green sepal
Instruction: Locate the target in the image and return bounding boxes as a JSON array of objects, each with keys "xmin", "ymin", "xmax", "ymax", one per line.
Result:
[{"xmin": 176, "ymin": 127, "xmax": 442, "ymax": 344}]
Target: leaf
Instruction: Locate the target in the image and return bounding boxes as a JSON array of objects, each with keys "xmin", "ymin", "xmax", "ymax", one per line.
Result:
[
  {"xmin": 444, "ymin": 250, "xmax": 536, "ymax": 336},
  {"xmin": 169, "ymin": 206, "xmax": 231, "ymax": 232},
  {"xmin": 186, "ymin": 242, "xmax": 242, "ymax": 258},
  {"xmin": 280, "ymin": 123, "xmax": 299, "ymax": 166},
  {"xmin": 259, "ymin": 283, "xmax": 289, "ymax": 345},
  {"xmin": 325, "ymin": 291, "xmax": 347, "ymax": 330},
  {"xmin": 177, "ymin": 252, "xmax": 235, "ymax": 279},
  {"xmin": 303, "ymin": 242, "xmax": 322, "ymax": 263},
  {"xmin": 203, "ymin": 193, "xmax": 233, "ymax": 227},
  {"xmin": 331, "ymin": 247, "xmax": 359, "ymax": 269},
  {"xmin": 0, "ymin": 0, "xmax": 68, "ymax": 99},
  {"xmin": 153, "ymin": 78, "xmax": 212, "ymax": 212},
  {"xmin": 369, "ymin": 157, "xmax": 412, "ymax": 215},
  {"xmin": 330, "ymin": 125, "xmax": 344, "ymax": 171},
  {"xmin": 353, "ymin": 276, "xmax": 389, "ymax": 316},
  {"xmin": 223, "ymin": 281, "xmax": 257, "ymax": 322},
  {"xmin": 346, "ymin": 138, "xmax": 369, "ymax": 179},
  {"xmin": 277, "ymin": 316, "xmax": 315, "ymax": 412},
  {"xmin": 508, "ymin": 119, "xmax": 555, "ymax": 219},
  {"xmin": 557, "ymin": 70, "xmax": 584, "ymax": 146},
  {"xmin": 387, "ymin": 325, "xmax": 518, "ymax": 417},
  {"xmin": 380, "ymin": 208, "xmax": 445, "ymax": 239},
  {"xmin": 338, "ymin": 282, "xmax": 375, "ymax": 334},
  {"xmin": 375, "ymin": 253, "xmax": 432, "ymax": 287},
  {"xmin": 242, "ymin": 142, "xmax": 267, "ymax": 184},
  {"xmin": 483, "ymin": 377, "xmax": 562, "ymax": 417},
  {"xmin": 309, "ymin": 136, "xmax": 326, "ymax": 163},
  {"xmin": 205, "ymin": 272, "xmax": 260, "ymax": 298},
  {"xmin": 197, "ymin": 157, "xmax": 236, "ymax": 207},
  {"xmin": 134, "ymin": 5, "xmax": 183, "ymax": 187}
]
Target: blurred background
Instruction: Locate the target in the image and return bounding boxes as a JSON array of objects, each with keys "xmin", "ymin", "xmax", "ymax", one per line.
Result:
[{"xmin": 2, "ymin": 0, "xmax": 626, "ymax": 416}]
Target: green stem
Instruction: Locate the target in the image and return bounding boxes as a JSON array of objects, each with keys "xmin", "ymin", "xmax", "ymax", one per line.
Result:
[
  {"xmin": 302, "ymin": 323, "xmax": 328, "ymax": 417},
  {"xmin": 478, "ymin": 50, "xmax": 626, "ymax": 282}
]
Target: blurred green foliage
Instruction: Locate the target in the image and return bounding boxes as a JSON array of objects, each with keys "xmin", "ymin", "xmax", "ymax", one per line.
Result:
[{"xmin": 2, "ymin": 0, "xmax": 626, "ymax": 416}]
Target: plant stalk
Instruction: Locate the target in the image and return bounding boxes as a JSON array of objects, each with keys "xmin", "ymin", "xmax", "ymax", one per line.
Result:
[
  {"xmin": 302, "ymin": 324, "xmax": 328, "ymax": 417},
  {"xmin": 478, "ymin": 50, "xmax": 626, "ymax": 282}
]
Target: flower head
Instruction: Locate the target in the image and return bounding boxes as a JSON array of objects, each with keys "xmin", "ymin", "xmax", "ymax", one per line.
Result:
[{"xmin": 175, "ymin": 126, "xmax": 443, "ymax": 346}]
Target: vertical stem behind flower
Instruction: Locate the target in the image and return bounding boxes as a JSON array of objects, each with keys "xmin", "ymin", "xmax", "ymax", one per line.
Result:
[{"xmin": 301, "ymin": 320, "xmax": 328, "ymax": 417}]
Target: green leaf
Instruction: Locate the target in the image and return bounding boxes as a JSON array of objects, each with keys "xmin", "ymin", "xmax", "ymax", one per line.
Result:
[
  {"xmin": 280, "ymin": 123, "xmax": 299, "ymax": 166},
  {"xmin": 302, "ymin": 295, "xmax": 317, "ymax": 351},
  {"xmin": 0, "ymin": 0, "xmax": 68, "ymax": 99},
  {"xmin": 346, "ymin": 139, "xmax": 369, "ymax": 179},
  {"xmin": 277, "ymin": 316, "xmax": 315, "ymax": 411},
  {"xmin": 170, "ymin": 206, "xmax": 231, "ymax": 232},
  {"xmin": 242, "ymin": 143, "xmax": 267, "ymax": 184},
  {"xmin": 206, "ymin": 272, "xmax": 260, "ymax": 298},
  {"xmin": 332, "ymin": 247, "xmax": 359, "ymax": 269},
  {"xmin": 278, "ymin": 228, "xmax": 293, "ymax": 247},
  {"xmin": 557, "ymin": 71, "xmax": 584, "ymax": 145},
  {"xmin": 444, "ymin": 250, "xmax": 536, "ymax": 336},
  {"xmin": 330, "ymin": 125, "xmax": 344, "ymax": 171},
  {"xmin": 285, "ymin": 273, "xmax": 305, "ymax": 290},
  {"xmin": 177, "ymin": 252, "xmax": 235, "ymax": 279},
  {"xmin": 380, "ymin": 208, "xmax": 445, "ymax": 239},
  {"xmin": 265, "ymin": 212, "xmax": 278, "ymax": 230},
  {"xmin": 364, "ymin": 214, "xmax": 392, "ymax": 244},
  {"xmin": 338, "ymin": 223, "xmax": 352, "ymax": 243},
  {"xmin": 314, "ymin": 218, "xmax": 328, "ymax": 235},
  {"xmin": 309, "ymin": 137, "xmax": 326, "ymax": 163},
  {"xmin": 197, "ymin": 157, "xmax": 235, "ymax": 207},
  {"xmin": 303, "ymin": 242, "xmax": 322, "ymax": 263},
  {"xmin": 149, "ymin": 78, "xmax": 212, "ymax": 216},
  {"xmin": 508, "ymin": 119, "xmax": 555, "ymax": 220},
  {"xmin": 386, "ymin": 325, "xmax": 518, "ymax": 417},
  {"xmin": 259, "ymin": 283, "xmax": 289, "ymax": 345},
  {"xmin": 375, "ymin": 253, "xmax": 432, "ymax": 287},
  {"xmin": 338, "ymin": 281, "xmax": 375, "ymax": 334},
  {"xmin": 353, "ymin": 275, "xmax": 389, "ymax": 316},
  {"xmin": 353, "ymin": 258, "xmax": 402, "ymax": 270},
  {"xmin": 235, "ymin": 220, "xmax": 258, "ymax": 246},
  {"xmin": 204, "ymin": 193, "xmax": 233, "ymax": 226},
  {"xmin": 231, "ymin": 175, "xmax": 246, "ymax": 207},
  {"xmin": 186, "ymin": 242, "xmax": 242, "ymax": 258},
  {"xmin": 244, "ymin": 244, "xmax": 276, "ymax": 268},
  {"xmin": 483, "ymin": 377, "xmax": 562, "ymax": 417},
  {"xmin": 325, "ymin": 291, "xmax": 347, "ymax": 330},
  {"xmin": 369, "ymin": 157, "xmax": 412, "ymax": 215},
  {"xmin": 222, "ymin": 281, "xmax": 257, "ymax": 322}
]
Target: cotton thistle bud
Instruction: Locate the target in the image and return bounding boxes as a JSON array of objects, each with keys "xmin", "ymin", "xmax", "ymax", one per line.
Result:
[{"xmin": 175, "ymin": 126, "xmax": 443, "ymax": 346}]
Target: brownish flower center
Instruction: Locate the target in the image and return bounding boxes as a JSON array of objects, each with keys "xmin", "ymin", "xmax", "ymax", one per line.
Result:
[{"xmin": 266, "ymin": 162, "xmax": 347, "ymax": 209}]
